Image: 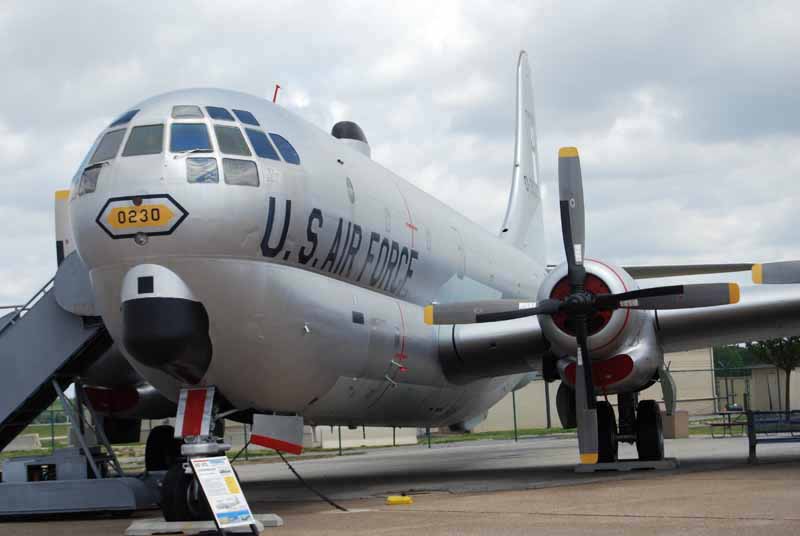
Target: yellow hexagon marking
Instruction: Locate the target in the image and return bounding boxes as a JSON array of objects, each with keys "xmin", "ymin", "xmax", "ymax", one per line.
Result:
[{"xmin": 107, "ymin": 204, "xmax": 175, "ymax": 229}]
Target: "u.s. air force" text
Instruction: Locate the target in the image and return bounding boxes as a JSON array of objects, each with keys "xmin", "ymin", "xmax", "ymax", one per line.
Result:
[{"xmin": 260, "ymin": 197, "xmax": 419, "ymax": 296}]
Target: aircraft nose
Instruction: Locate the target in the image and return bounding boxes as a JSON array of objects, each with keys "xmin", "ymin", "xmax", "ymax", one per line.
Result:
[{"xmin": 120, "ymin": 264, "xmax": 212, "ymax": 384}]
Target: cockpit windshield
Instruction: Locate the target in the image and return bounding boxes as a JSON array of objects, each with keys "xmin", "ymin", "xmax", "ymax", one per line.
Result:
[
  {"xmin": 123, "ymin": 124, "xmax": 164, "ymax": 156},
  {"xmin": 90, "ymin": 129, "xmax": 126, "ymax": 164},
  {"xmin": 214, "ymin": 125, "xmax": 251, "ymax": 156},
  {"xmin": 171, "ymin": 123, "xmax": 212, "ymax": 153}
]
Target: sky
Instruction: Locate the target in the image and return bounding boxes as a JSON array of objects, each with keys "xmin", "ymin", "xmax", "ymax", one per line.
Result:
[{"xmin": 2, "ymin": 0, "xmax": 799, "ymax": 305}]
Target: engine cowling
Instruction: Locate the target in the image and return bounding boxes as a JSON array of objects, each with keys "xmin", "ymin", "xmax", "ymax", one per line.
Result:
[
  {"xmin": 537, "ymin": 259, "xmax": 646, "ymax": 361},
  {"xmin": 540, "ymin": 259, "xmax": 663, "ymax": 394}
]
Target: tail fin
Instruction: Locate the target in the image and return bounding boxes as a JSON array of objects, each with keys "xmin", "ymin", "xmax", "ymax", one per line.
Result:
[{"xmin": 499, "ymin": 51, "xmax": 546, "ymax": 269}]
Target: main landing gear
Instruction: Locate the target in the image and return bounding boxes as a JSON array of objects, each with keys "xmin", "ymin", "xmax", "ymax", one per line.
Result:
[
  {"xmin": 556, "ymin": 383, "xmax": 665, "ymax": 462},
  {"xmin": 611, "ymin": 392, "xmax": 664, "ymax": 462}
]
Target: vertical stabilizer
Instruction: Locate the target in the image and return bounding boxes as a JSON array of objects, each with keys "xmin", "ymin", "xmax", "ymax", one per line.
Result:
[{"xmin": 499, "ymin": 51, "xmax": 546, "ymax": 269}]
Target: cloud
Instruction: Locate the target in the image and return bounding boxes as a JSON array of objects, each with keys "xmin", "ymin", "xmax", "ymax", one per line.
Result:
[{"xmin": 2, "ymin": 1, "xmax": 800, "ymax": 304}]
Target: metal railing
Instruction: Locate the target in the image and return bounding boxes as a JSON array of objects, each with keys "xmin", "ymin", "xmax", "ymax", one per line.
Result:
[{"xmin": 0, "ymin": 276, "xmax": 55, "ymax": 338}]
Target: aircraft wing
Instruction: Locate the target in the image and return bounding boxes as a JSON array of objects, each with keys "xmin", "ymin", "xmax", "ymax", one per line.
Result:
[
  {"xmin": 623, "ymin": 263, "xmax": 754, "ymax": 279},
  {"xmin": 656, "ymin": 284, "xmax": 800, "ymax": 352}
]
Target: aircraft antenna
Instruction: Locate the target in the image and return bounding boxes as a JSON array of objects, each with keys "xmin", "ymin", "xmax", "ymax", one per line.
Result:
[{"xmin": 272, "ymin": 84, "xmax": 281, "ymax": 103}]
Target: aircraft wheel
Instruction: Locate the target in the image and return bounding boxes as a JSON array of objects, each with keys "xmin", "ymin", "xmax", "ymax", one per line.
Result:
[
  {"xmin": 145, "ymin": 425, "xmax": 183, "ymax": 472},
  {"xmin": 636, "ymin": 400, "xmax": 664, "ymax": 461},
  {"xmin": 597, "ymin": 401, "xmax": 618, "ymax": 463},
  {"xmin": 161, "ymin": 463, "xmax": 213, "ymax": 522}
]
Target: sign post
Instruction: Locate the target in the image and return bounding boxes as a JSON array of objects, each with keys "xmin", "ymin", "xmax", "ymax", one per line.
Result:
[{"xmin": 189, "ymin": 456, "xmax": 259, "ymax": 535}]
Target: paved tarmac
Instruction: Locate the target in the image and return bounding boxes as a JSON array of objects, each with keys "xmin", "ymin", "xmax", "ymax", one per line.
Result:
[{"xmin": 2, "ymin": 435, "xmax": 799, "ymax": 535}]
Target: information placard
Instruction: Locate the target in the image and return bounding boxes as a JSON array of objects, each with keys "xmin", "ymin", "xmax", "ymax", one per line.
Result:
[{"xmin": 190, "ymin": 456, "xmax": 255, "ymax": 529}]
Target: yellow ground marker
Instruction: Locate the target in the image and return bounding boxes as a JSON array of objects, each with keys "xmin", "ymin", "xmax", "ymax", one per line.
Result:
[{"xmin": 386, "ymin": 495, "xmax": 414, "ymax": 505}]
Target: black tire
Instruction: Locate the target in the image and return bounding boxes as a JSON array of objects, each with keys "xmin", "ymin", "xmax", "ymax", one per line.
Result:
[
  {"xmin": 556, "ymin": 382, "xmax": 577, "ymax": 429},
  {"xmin": 597, "ymin": 401, "xmax": 618, "ymax": 463},
  {"xmin": 145, "ymin": 425, "xmax": 183, "ymax": 472},
  {"xmin": 636, "ymin": 400, "xmax": 664, "ymax": 461},
  {"xmin": 161, "ymin": 464, "xmax": 213, "ymax": 522}
]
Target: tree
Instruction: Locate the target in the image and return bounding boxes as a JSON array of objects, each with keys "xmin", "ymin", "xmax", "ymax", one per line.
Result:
[
  {"xmin": 747, "ymin": 337, "xmax": 800, "ymax": 413},
  {"xmin": 713, "ymin": 345, "xmax": 759, "ymax": 377}
]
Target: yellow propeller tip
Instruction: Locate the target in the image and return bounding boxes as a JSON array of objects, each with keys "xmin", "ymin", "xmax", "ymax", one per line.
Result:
[
  {"xmin": 559, "ymin": 146, "xmax": 579, "ymax": 158},
  {"xmin": 423, "ymin": 305, "xmax": 434, "ymax": 325},
  {"xmin": 579, "ymin": 452, "xmax": 599, "ymax": 464},
  {"xmin": 55, "ymin": 190, "xmax": 70, "ymax": 201},
  {"xmin": 728, "ymin": 283, "xmax": 740, "ymax": 304},
  {"xmin": 752, "ymin": 264, "xmax": 763, "ymax": 284}
]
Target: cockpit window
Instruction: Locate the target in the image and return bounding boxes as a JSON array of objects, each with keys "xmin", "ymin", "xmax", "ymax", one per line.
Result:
[
  {"xmin": 233, "ymin": 109, "xmax": 259, "ymax": 126},
  {"xmin": 122, "ymin": 124, "xmax": 164, "ymax": 156},
  {"xmin": 223, "ymin": 158, "xmax": 259, "ymax": 186},
  {"xmin": 187, "ymin": 157, "xmax": 219, "ymax": 183},
  {"xmin": 90, "ymin": 129, "xmax": 126, "ymax": 164},
  {"xmin": 172, "ymin": 105, "xmax": 204, "ymax": 119},
  {"xmin": 78, "ymin": 164, "xmax": 103, "ymax": 195},
  {"xmin": 109, "ymin": 109, "xmax": 139, "ymax": 127},
  {"xmin": 245, "ymin": 129, "xmax": 280, "ymax": 160},
  {"xmin": 214, "ymin": 125, "xmax": 251, "ymax": 156},
  {"xmin": 170, "ymin": 123, "xmax": 212, "ymax": 153},
  {"xmin": 269, "ymin": 133, "xmax": 301, "ymax": 165},
  {"xmin": 206, "ymin": 106, "xmax": 235, "ymax": 121}
]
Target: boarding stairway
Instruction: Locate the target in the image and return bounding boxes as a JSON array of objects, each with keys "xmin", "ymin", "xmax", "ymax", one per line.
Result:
[{"xmin": 0, "ymin": 277, "xmax": 111, "ymax": 451}]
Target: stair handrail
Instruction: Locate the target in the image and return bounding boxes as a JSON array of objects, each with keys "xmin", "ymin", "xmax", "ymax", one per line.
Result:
[{"xmin": 0, "ymin": 276, "xmax": 55, "ymax": 337}]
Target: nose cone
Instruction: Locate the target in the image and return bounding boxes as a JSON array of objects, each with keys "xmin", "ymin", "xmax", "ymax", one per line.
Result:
[{"xmin": 121, "ymin": 265, "xmax": 212, "ymax": 384}]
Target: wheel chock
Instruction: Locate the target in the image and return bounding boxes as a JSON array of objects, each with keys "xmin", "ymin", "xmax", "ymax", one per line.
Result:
[{"xmin": 386, "ymin": 495, "xmax": 413, "ymax": 505}]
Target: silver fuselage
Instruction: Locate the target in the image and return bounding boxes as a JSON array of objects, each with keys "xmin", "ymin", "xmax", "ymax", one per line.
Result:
[{"xmin": 70, "ymin": 89, "xmax": 546, "ymax": 427}]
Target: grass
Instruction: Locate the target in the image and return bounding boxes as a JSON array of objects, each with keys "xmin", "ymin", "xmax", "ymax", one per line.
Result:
[
  {"xmin": 24, "ymin": 423, "xmax": 71, "ymax": 437},
  {"xmin": 428, "ymin": 427, "xmax": 574, "ymax": 444}
]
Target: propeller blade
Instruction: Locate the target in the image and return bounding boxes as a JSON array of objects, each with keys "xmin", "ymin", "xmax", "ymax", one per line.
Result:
[
  {"xmin": 558, "ymin": 147, "xmax": 586, "ymax": 288},
  {"xmin": 595, "ymin": 283, "xmax": 740, "ymax": 310},
  {"xmin": 475, "ymin": 299, "xmax": 561, "ymax": 323},
  {"xmin": 752, "ymin": 261, "xmax": 800, "ymax": 284},
  {"xmin": 423, "ymin": 299, "xmax": 556, "ymax": 326},
  {"xmin": 573, "ymin": 315, "xmax": 598, "ymax": 464}
]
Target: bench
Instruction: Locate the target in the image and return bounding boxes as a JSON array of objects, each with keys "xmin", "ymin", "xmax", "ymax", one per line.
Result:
[{"xmin": 747, "ymin": 410, "xmax": 800, "ymax": 462}]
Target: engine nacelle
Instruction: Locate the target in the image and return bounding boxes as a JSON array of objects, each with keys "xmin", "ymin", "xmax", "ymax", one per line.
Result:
[{"xmin": 540, "ymin": 259, "xmax": 663, "ymax": 394}]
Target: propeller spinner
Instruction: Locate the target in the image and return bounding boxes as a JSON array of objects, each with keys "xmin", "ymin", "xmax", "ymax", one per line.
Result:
[{"xmin": 425, "ymin": 147, "xmax": 741, "ymax": 464}]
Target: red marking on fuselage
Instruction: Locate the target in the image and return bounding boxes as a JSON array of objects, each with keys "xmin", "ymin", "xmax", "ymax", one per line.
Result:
[
  {"xmin": 405, "ymin": 222, "xmax": 418, "ymax": 248},
  {"xmin": 394, "ymin": 301, "xmax": 408, "ymax": 361}
]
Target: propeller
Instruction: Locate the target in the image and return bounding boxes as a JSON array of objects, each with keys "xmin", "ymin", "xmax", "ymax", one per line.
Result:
[
  {"xmin": 752, "ymin": 261, "xmax": 800, "ymax": 284},
  {"xmin": 424, "ymin": 146, "xmax": 741, "ymax": 465}
]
